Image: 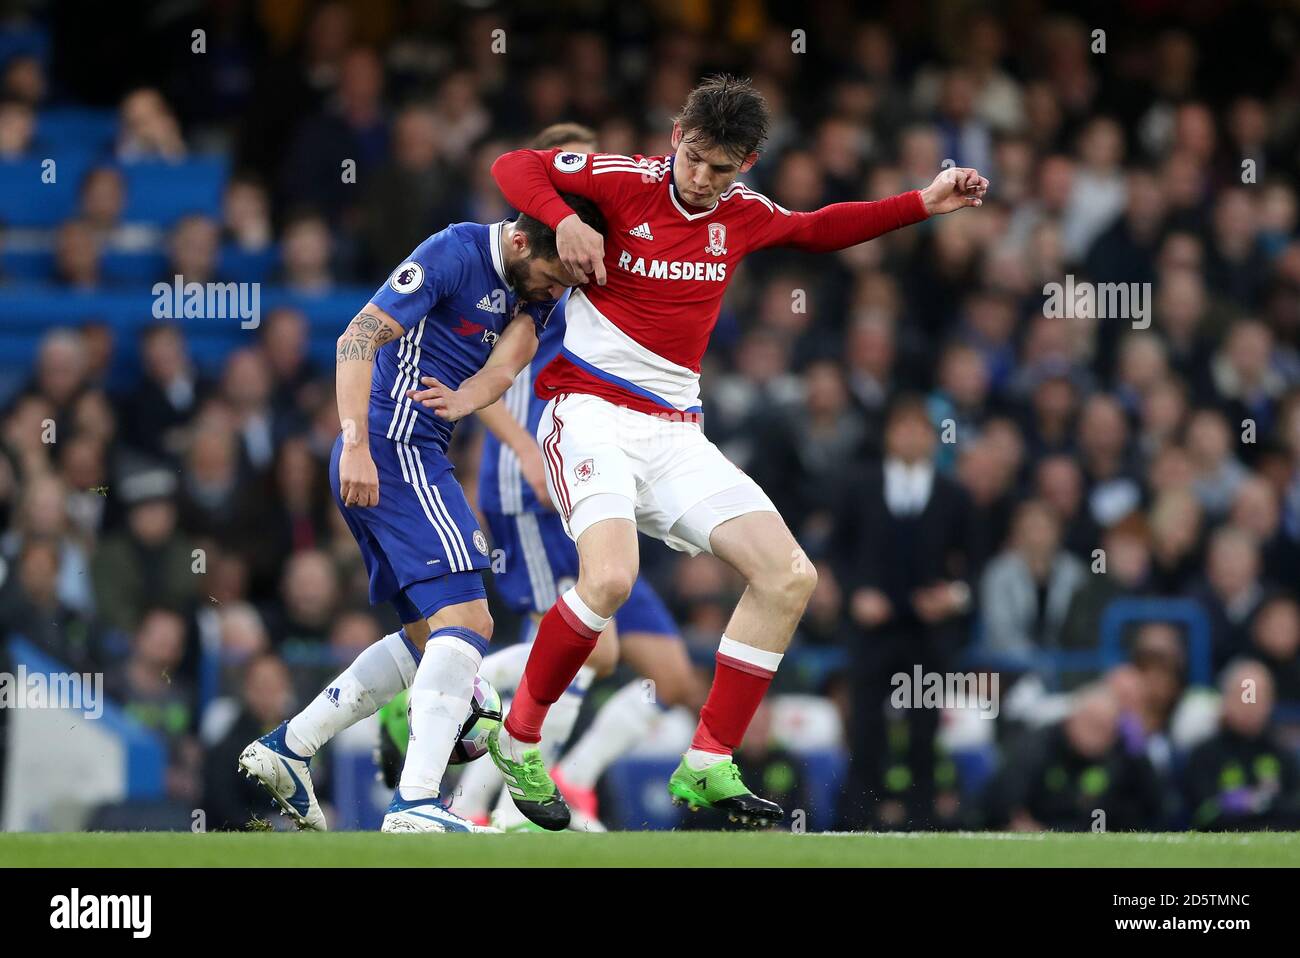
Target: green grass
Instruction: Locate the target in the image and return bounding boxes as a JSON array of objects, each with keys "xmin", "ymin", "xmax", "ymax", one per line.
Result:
[{"xmin": 3, "ymin": 830, "xmax": 1298, "ymax": 867}]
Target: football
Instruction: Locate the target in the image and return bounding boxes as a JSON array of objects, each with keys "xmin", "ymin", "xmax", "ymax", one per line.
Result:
[{"xmin": 447, "ymin": 675, "xmax": 503, "ymax": 765}]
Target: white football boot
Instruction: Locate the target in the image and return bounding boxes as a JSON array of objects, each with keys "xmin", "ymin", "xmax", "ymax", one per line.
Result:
[{"xmin": 237, "ymin": 722, "xmax": 327, "ymax": 831}]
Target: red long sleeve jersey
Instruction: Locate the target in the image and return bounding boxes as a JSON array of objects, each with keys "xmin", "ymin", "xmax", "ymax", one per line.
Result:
[{"xmin": 493, "ymin": 148, "xmax": 929, "ymax": 418}]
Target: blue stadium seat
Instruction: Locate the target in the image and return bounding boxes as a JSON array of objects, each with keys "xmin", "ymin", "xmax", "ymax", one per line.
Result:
[
  {"xmin": 35, "ymin": 107, "xmax": 118, "ymax": 157},
  {"xmin": 0, "ymin": 246, "xmax": 55, "ymax": 282},
  {"xmin": 101, "ymin": 249, "xmax": 167, "ymax": 285},
  {"xmin": 0, "ymin": 154, "xmax": 93, "ymax": 227},
  {"xmin": 120, "ymin": 157, "xmax": 228, "ymax": 226},
  {"xmin": 219, "ymin": 244, "xmax": 279, "ymax": 283}
]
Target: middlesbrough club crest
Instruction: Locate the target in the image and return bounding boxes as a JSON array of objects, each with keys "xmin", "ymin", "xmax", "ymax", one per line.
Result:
[
  {"xmin": 705, "ymin": 223, "xmax": 728, "ymax": 256},
  {"xmin": 574, "ymin": 458, "xmax": 595, "ymax": 484}
]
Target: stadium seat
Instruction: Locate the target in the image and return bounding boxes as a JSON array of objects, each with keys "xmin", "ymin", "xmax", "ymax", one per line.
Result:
[
  {"xmin": 0, "ymin": 246, "xmax": 56, "ymax": 282},
  {"xmin": 0, "ymin": 154, "xmax": 93, "ymax": 227},
  {"xmin": 101, "ymin": 249, "xmax": 168, "ymax": 285},
  {"xmin": 219, "ymin": 244, "xmax": 279, "ymax": 283},
  {"xmin": 35, "ymin": 107, "xmax": 118, "ymax": 157},
  {"xmin": 120, "ymin": 157, "xmax": 228, "ymax": 226}
]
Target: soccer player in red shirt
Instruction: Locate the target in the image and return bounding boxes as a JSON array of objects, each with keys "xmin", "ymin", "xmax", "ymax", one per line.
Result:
[{"xmin": 415, "ymin": 75, "xmax": 987, "ymax": 829}]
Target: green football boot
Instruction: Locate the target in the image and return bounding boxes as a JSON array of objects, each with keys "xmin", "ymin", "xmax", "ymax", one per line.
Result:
[
  {"xmin": 668, "ymin": 757, "xmax": 784, "ymax": 827},
  {"xmin": 487, "ymin": 726, "xmax": 570, "ymax": 831}
]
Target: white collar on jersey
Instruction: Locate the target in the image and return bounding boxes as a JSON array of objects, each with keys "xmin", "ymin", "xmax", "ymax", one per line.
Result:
[
  {"xmin": 666, "ymin": 158, "xmax": 719, "ymax": 221},
  {"xmin": 489, "ymin": 221, "xmax": 510, "ymax": 286}
]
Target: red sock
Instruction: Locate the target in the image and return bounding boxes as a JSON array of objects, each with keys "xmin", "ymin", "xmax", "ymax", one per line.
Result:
[
  {"xmin": 690, "ymin": 644, "xmax": 778, "ymax": 754},
  {"xmin": 505, "ymin": 594, "xmax": 602, "ymax": 743}
]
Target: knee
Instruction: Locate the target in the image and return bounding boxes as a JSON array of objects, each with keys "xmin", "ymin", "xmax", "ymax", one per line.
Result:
[
  {"xmin": 753, "ymin": 558, "xmax": 818, "ymax": 613},
  {"xmin": 428, "ymin": 605, "xmax": 494, "ymax": 642},
  {"xmin": 578, "ymin": 561, "xmax": 636, "ymax": 615}
]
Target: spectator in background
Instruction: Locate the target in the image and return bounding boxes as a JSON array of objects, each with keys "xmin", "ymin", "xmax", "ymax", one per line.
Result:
[
  {"xmin": 360, "ymin": 104, "xmax": 464, "ymax": 275},
  {"xmin": 262, "ymin": 549, "xmax": 339, "ymax": 647},
  {"xmin": 1060, "ymin": 511, "xmax": 1152, "ymax": 657},
  {"xmin": 116, "ymin": 87, "xmax": 186, "ymax": 161},
  {"xmin": 1186, "ymin": 408, "xmax": 1249, "ymax": 520},
  {"xmin": 165, "ymin": 214, "xmax": 221, "ymax": 285},
  {"xmin": 985, "ymin": 684, "xmax": 1167, "ymax": 831},
  {"xmin": 1194, "ymin": 524, "xmax": 1268, "ymax": 670},
  {"xmin": 0, "ymin": 473, "xmax": 93, "ymax": 614},
  {"xmin": 117, "ymin": 324, "xmax": 208, "ymax": 463},
  {"xmin": 1183, "ymin": 661, "xmax": 1300, "ymax": 830},
  {"xmin": 281, "ymin": 46, "xmax": 387, "ymax": 227},
  {"xmin": 1035, "ymin": 454, "xmax": 1099, "ymax": 560},
  {"xmin": 834, "ymin": 397, "xmax": 974, "ymax": 829},
  {"xmin": 221, "ymin": 173, "xmax": 274, "ymax": 254},
  {"xmin": 980, "ymin": 499, "xmax": 1087, "ymax": 656},
  {"xmin": 106, "ymin": 607, "xmax": 200, "ymax": 801},
  {"xmin": 78, "ymin": 166, "xmax": 158, "ymax": 254},
  {"xmin": 220, "ymin": 348, "xmax": 279, "ymax": 473},
  {"xmin": 90, "ymin": 465, "xmax": 197, "ymax": 634},
  {"xmin": 277, "ymin": 210, "xmax": 335, "ymax": 293},
  {"xmin": 53, "ymin": 219, "xmax": 102, "ymax": 290},
  {"xmin": 201, "ymin": 653, "xmax": 295, "ymax": 830},
  {"xmin": 1147, "ymin": 487, "xmax": 1204, "ymax": 593},
  {"xmin": 0, "ymin": 538, "xmax": 100, "ymax": 670},
  {"xmin": 1248, "ymin": 596, "xmax": 1300, "ymax": 704},
  {"xmin": 748, "ymin": 359, "xmax": 869, "ymax": 541},
  {"xmin": 0, "ymin": 98, "xmax": 35, "ymax": 159},
  {"xmin": 260, "ymin": 307, "xmax": 320, "ymax": 416}
]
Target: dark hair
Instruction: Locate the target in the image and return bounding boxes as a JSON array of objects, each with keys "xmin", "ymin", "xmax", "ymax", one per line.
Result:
[
  {"xmin": 515, "ymin": 192, "xmax": 606, "ymax": 261},
  {"xmin": 676, "ymin": 74, "xmax": 770, "ymax": 162},
  {"xmin": 530, "ymin": 123, "xmax": 597, "ymax": 150}
]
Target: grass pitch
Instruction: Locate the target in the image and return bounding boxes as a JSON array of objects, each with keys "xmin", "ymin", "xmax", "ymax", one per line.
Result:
[{"xmin": 3, "ymin": 830, "xmax": 1298, "ymax": 867}]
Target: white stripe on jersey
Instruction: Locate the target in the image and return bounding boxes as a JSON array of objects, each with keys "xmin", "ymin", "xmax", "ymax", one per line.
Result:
[
  {"xmin": 494, "ymin": 364, "xmax": 532, "ymax": 514},
  {"xmin": 395, "ymin": 440, "xmax": 462, "ymax": 572},
  {"xmin": 386, "ymin": 319, "xmax": 427, "ymax": 440},
  {"xmin": 720, "ymin": 181, "xmax": 785, "ymax": 214},
  {"xmin": 428, "ymin": 481, "xmax": 473, "ymax": 569}
]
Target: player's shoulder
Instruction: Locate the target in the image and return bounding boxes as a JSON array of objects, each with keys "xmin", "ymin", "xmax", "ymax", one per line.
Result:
[
  {"xmin": 551, "ymin": 149, "xmax": 670, "ymax": 185},
  {"xmin": 384, "ymin": 223, "xmax": 480, "ymax": 296},
  {"xmin": 717, "ymin": 180, "xmax": 790, "ymax": 219}
]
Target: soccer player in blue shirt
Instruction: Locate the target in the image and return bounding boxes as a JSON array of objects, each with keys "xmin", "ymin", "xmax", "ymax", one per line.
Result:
[{"xmin": 239, "ymin": 198, "xmax": 605, "ymax": 833}]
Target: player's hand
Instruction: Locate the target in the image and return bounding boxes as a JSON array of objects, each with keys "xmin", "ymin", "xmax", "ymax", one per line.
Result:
[
  {"xmin": 515, "ymin": 440, "xmax": 555, "ymax": 509},
  {"xmin": 557, "ymin": 212, "xmax": 607, "ymax": 286},
  {"xmin": 408, "ymin": 376, "xmax": 475, "ymax": 421},
  {"xmin": 339, "ymin": 442, "xmax": 379, "ymax": 507},
  {"xmin": 920, "ymin": 167, "xmax": 988, "ymax": 215}
]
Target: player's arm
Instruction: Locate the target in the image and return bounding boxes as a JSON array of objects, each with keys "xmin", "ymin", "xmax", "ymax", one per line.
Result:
[
  {"xmin": 492, "ymin": 148, "xmax": 639, "ymax": 285},
  {"xmin": 753, "ymin": 167, "xmax": 988, "ymax": 253},
  {"xmin": 407, "ymin": 311, "xmax": 540, "ymax": 421},
  {"xmin": 335, "ymin": 305, "xmax": 404, "ymax": 507},
  {"xmin": 476, "ymin": 398, "xmax": 553, "ymax": 507}
]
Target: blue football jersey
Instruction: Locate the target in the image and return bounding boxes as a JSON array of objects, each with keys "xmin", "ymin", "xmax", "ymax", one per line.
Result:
[
  {"xmin": 478, "ymin": 289, "xmax": 569, "ymax": 515},
  {"xmin": 367, "ymin": 222, "xmax": 554, "ymax": 453}
]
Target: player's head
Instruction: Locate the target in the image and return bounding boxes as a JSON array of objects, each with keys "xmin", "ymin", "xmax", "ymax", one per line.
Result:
[
  {"xmin": 670, "ymin": 74, "xmax": 770, "ymax": 208},
  {"xmin": 530, "ymin": 122, "xmax": 597, "ymax": 153},
  {"xmin": 506, "ymin": 192, "xmax": 607, "ymax": 301}
]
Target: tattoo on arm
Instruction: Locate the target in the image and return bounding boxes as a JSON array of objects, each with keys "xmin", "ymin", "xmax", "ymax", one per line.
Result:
[{"xmin": 337, "ymin": 310, "xmax": 397, "ymax": 363}]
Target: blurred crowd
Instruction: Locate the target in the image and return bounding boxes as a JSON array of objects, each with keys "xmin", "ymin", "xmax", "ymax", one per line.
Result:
[{"xmin": 2, "ymin": 0, "xmax": 1300, "ymax": 831}]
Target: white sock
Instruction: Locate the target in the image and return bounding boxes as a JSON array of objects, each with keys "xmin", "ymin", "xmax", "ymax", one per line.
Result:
[
  {"xmin": 558, "ymin": 679, "xmax": 663, "ymax": 788},
  {"xmin": 684, "ymin": 749, "xmax": 730, "ymax": 771},
  {"xmin": 494, "ymin": 720, "xmax": 537, "ymax": 763},
  {"xmin": 286, "ymin": 631, "xmax": 418, "ymax": 757},
  {"xmin": 398, "ymin": 630, "xmax": 484, "ymax": 802},
  {"xmin": 478, "ymin": 642, "xmax": 531, "ymax": 697},
  {"xmin": 451, "ymin": 698, "xmax": 508, "ymax": 818},
  {"xmin": 539, "ymin": 665, "xmax": 595, "ymax": 763}
]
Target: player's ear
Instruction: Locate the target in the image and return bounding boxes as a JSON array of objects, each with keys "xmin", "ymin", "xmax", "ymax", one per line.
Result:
[
  {"xmin": 670, "ymin": 123, "xmax": 682, "ymax": 149},
  {"xmin": 739, "ymin": 152, "xmax": 759, "ymax": 173}
]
